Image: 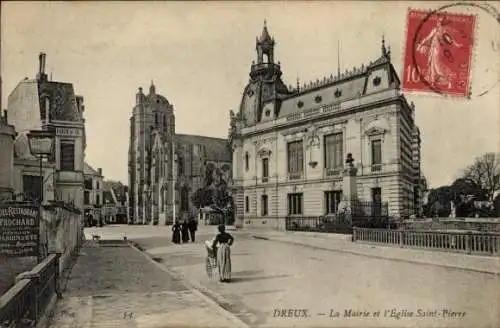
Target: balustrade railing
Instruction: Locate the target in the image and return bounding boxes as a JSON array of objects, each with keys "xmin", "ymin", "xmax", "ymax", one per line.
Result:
[
  {"xmin": 352, "ymin": 227, "xmax": 500, "ymax": 256},
  {"xmin": 0, "ymin": 253, "xmax": 60, "ymax": 327}
]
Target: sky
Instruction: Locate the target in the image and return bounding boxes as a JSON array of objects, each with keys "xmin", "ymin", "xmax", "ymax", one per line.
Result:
[{"xmin": 1, "ymin": 1, "xmax": 499, "ymax": 188}]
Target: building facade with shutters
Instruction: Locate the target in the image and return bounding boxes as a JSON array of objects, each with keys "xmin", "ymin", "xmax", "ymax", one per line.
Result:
[
  {"xmin": 229, "ymin": 22, "xmax": 422, "ymax": 227},
  {"xmin": 83, "ymin": 162, "xmax": 104, "ymax": 226},
  {"xmin": 6, "ymin": 53, "xmax": 87, "ymax": 213},
  {"xmin": 128, "ymin": 82, "xmax": 232, "ymax": 225}
]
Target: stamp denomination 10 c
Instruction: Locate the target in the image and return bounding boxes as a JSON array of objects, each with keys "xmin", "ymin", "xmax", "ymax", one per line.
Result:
[{"xmin": 402, "ymin": 8, "xmax": 476, "ymax": 98}]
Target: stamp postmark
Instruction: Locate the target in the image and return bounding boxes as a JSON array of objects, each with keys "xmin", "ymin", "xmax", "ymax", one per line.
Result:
[{"xmin": 402, "ymin": 8, "xmax": 477, "ymax": 98}]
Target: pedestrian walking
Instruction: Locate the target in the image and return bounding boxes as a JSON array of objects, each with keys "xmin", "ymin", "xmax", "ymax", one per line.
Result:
[
  {"xmin": 204, "ymin": 237, "xmax": 217, "ymax": 280},
  {"xmin": 181, "ymin": 220, "xmax": 190, "ymax": 243},
  {"xmin": 188, "ymin": 217, "xmax": 198, "ymax": 242},
  {"xmin": 171, "ymin": 222, "xmax": 181, "ymax": 244},
  {"xmin": 212, "ymin": 224, "xmax": 234, "ymax": 283}
]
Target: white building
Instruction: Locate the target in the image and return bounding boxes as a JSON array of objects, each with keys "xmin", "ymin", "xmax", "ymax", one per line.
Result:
[{"xmin": 229, "ymin": 23, "xmax": 422, "ymax": 228}]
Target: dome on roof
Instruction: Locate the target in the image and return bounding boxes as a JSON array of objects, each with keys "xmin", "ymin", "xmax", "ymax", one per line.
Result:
[{"xmin": 147, "ymin": 93, "xmax": 170, "ymax": 106}]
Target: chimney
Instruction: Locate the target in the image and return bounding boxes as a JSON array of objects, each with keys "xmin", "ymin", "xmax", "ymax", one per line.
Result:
[
  {"xmin": 98, "ymin": 168, "xmax": 102, "ymax": 176},
  {"xmin": 37, "ymin": 53, "xmax": 47, "ymax": 81}
]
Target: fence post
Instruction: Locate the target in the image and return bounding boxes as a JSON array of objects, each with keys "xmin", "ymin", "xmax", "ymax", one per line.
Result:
[
  {"xmin": 399, "ymin": 230, "xmax": 404, "ymax": 248},
  {"xmin": 55, "ymin": 252, "xmax": 63, "ymax": 299},
  {"xmin": 466, "ymin": 232, "xmax": 472, "ymax": 255},
  {"xmin": 352, "ymin": 227, "xmax": 357, "ymax": 242}
]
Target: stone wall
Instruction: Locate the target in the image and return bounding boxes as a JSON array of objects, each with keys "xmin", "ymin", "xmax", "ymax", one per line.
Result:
[{"xmin": 42, "ymin": 202, "xmax": 83, "ymax": 273}]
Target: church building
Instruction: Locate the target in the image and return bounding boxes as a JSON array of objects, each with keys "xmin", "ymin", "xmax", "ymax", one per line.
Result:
[
  {"xmin": 229, "ymin": 22, "xmax": 422, "ymax": 228},
  {"xmin": 128, "ymin": 83, "xmax": 231, "ymax": 225}
]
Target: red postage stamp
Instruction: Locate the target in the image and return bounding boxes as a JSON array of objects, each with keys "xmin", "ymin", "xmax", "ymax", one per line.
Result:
[{"xmin": 402, "ymin": 9, "xmax": 476, "ymax": 97}]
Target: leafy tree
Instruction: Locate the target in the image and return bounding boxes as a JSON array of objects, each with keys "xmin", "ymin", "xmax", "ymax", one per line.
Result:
[
  {"xmin": 462, "ymin": 152, "xmax": 500, "ymax": 202},
  {"xmin": 191, "ymin": 188, "xmax": 212, "ymax": 209}
]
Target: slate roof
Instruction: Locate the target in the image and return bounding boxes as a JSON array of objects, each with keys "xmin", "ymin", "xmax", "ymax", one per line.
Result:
[
  {"xmin": 102, "ymin": 190, "xmax": 116, "ymax": 205},
  {"xmin": 83, "ymin": 162, "xmax": 100, "ymax": 176},
  {"xmin": 38, "ymin": 80, "xmax": 83, "ymax": 122},
  {"xmin": 278, "ymin": 76, "xmax": 366, "ymax": 118},
  {"xmin": 174, "ymin": 134, "xmax": 231, "ymax": 162}
]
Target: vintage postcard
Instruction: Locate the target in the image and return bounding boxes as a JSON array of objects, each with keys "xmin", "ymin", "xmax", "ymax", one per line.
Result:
[{"xmin": 0, "ymin": 1, "xmax": 499, "ymax": 328}]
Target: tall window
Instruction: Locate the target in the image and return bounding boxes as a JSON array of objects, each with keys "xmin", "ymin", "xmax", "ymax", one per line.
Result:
[
  {"xmin": 371, "ymin": 139, "xmax": 382, "ymax": 171},
  {"xmin": 23, "ymin": 175, "xmax": 42, "ymax": 201},
  {"xmin": 325, "ymin": 191, "xmax": 342, "ymax": 214},
  {"xmin": 181, "ymin": 186, "xmax": 189, "ymax": 211},
  {"xmin": 84, "ymin": 179, "xmax": 93, "ymax": 190},
  {"xmin": 287, "ymin": 193, "xmax": 303, "ymax": 215},
  {"xmin": 287, "ymin": 141, "xmax": 303, "ymax": 174},
  {"xmin": 245, "ymin": 196, "xmax": 249, "ymax": 213},
  {"xmin": 261, "ymin": 194, "xmax": 268, "ymax": 216},
  {"xmin": 60, "ymin": 141, "xmax": 75, "ymax": 171},
  {"xmin": 262, "ymin": 158, "xmax": 269, "ymax": 182},
  {"xmin": 96, "ymin": 194, "xmax": 101, "ymax": 206},
  {"xmin": 324, "ymin": 133, "xmax": 343, "ymax": 170},
  {"xmin": 245, "ymin": 152, "xmax": 249, "ymax": 171},
  {"xmin": 84, "ymin": 191, "xmax": 90, "ymax": 205}
]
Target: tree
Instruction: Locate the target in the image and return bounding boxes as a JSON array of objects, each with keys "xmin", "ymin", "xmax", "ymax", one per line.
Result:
[
  {"xmin": 462, "ymin": 152, "xmax": 500, "ymax": 202},
  {"xmin": 191, "ymin": 188, "xmax": 212, "ymax": 209}
]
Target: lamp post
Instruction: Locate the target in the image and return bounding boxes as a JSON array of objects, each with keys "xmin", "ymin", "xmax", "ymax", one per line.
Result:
[{"xmin": 27, "ymin": 130, "xmax": 55, "ymax": 263}]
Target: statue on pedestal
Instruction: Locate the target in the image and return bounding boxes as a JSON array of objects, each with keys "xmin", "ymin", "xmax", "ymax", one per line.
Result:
[{"xmin": 343, "ymin": 153, "xmax": 357, "ymax": 176}]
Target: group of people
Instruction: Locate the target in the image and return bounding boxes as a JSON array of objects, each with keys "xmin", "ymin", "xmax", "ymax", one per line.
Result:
[{"xmin": 171, "ymin": 218, "xmax": 198, "ymax": 244}]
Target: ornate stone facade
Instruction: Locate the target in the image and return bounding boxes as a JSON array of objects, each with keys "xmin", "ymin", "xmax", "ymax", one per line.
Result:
[
  {"xmin": 229, "ymin": 23, "xmax": 422, "ymax": 227},
  {"xmin": 128, "ymin": 83, "xmax": 231, "ymax": 225}
]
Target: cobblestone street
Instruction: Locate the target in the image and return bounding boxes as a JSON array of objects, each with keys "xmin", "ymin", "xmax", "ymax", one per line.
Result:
[{"xmin": 48, "ymin": 237, "xmax": 246, "ymax": 328}]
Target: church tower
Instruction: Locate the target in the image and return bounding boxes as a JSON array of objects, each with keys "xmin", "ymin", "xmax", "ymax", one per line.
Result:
[
  {"xmin": 239, "ymin": 21, "xmax": 291, "ymax": 126},
  {"xmin": 128, "ymin": 82, "xmax": 175, "ymax": 224}
]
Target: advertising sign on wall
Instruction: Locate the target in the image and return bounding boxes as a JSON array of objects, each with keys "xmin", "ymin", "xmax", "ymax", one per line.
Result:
[{"xmin": 0, "ymin": 203, "xmax": 39, "ymax": 257}]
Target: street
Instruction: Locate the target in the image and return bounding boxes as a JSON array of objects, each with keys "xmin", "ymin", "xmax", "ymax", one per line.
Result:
[{"xmin": 89, "ymin": 224, "xmax": 500, "ymax": 328}]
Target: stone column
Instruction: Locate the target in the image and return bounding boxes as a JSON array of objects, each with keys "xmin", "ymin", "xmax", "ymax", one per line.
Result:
[{"xmin": 338, "ymin": 153, "xmax": 358, "ymax": 221}]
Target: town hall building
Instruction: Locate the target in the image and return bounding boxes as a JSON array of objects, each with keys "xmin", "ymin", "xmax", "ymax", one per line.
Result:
[{"xmin": 229, "ymin": 22, "xmax": 422, "ymax": 228}]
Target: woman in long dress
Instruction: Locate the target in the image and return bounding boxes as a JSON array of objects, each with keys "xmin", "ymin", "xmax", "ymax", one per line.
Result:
[
  {"xmin": 171, "ymin": 222, "xmax": 181, "ymax": 244},
  {"xmin": 181, "ymin": 220, "xmax": 190, "ymax": 243},
  {"xmin": 212, "ymin": 224, "xmax": 234, "ymax": 282}
]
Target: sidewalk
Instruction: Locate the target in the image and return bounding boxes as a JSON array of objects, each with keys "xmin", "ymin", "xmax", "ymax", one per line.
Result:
[
  {"xmin": 245, "ymin": 229, "xmax": 500, "ymax": 275},
  {"xmin": 48, "ymin": 239, "xmax": 247, "ymax": 328}
]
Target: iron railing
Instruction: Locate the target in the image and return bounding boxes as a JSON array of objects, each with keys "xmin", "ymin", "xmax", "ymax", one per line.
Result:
[
  {"xmin": 352, "ymin": 227, "xmax": 500, "ymax": 256},
  {"xmin": 286, "ymin": 216, "xmax": 353, "ymax": 234},
  {"xmin": 0, "ymin": 253, "xmax": 60, "ymax": 327}
]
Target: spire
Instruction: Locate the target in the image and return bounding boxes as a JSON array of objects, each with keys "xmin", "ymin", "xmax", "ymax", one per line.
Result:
[
  {"xmin": 296, "ymin": 77, "xmax": 300, "ymax": 91},
  {"xmin": 381, "ymin": 34, "xmax": 387, "ymax": 57},
  {"xmin": 149, "ymin": 80, "xmax": 156, "ymax": 94},
  {"xmin": 337, "ymin": 40, "xmax": 341, "ymax": 78},
  {"xmin": 259, "ymin": 19, "xmax": 273, "ymax": 43}
]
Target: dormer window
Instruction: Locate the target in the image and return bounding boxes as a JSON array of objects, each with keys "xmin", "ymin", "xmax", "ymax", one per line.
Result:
[
  {"xmin": 373, "ymin": 76, "xmax": 381, "ymax": 86},
  {"xmin": 314, "ymin": 95, "xmax": 322, "ymax": 103},
  {"xmin": 334, "ymin": 89, "xmax": 342, "ymax": 98},
  {"xmin": 247, "ymin": 89, "xmax": 254, "ymax": 97},
  {"xmin": 297, "ymin": 100, "xmax": 304, "ymax": 108}
]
